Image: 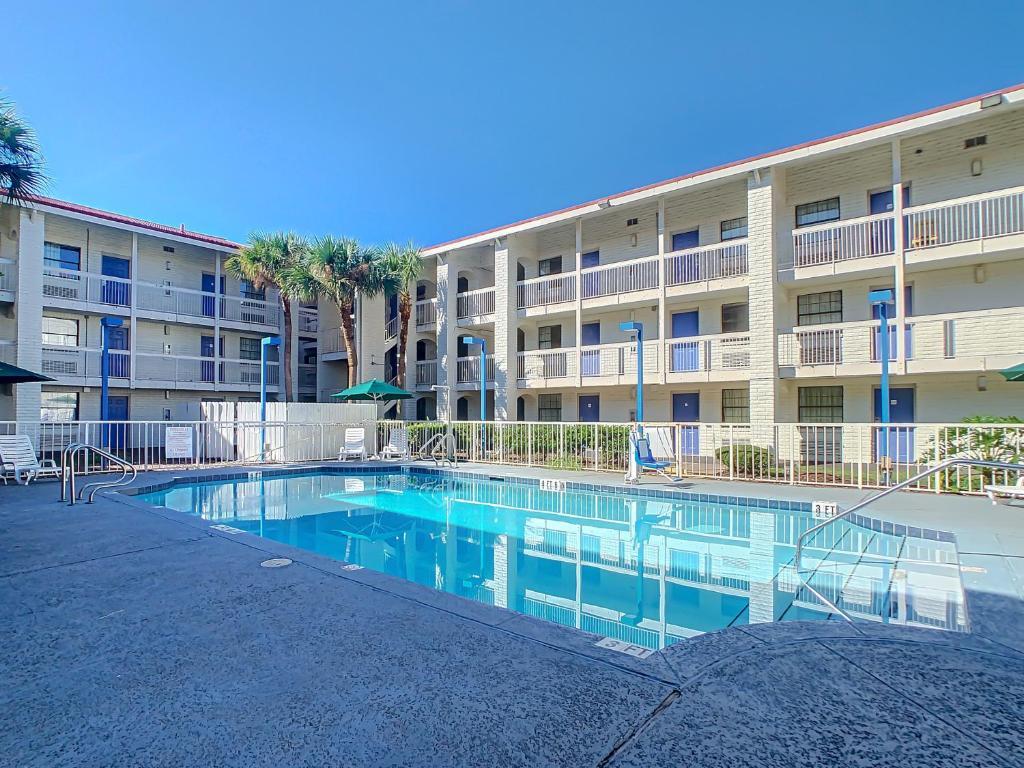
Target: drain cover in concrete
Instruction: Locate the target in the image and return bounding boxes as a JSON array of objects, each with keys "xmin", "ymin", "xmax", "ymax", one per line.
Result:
[{"xmin": 260, "ymin": 558, "xmax": 293, "ymax": 568}]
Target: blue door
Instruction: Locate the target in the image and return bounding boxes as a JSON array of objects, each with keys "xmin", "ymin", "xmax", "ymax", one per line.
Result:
[
  {"xmin": 581, "ymin": 322, "xmax": 600, "ymax": 376},
  {"xmin": 672, "ymin": 393, "xmax": 700, "ymax": 455},
  {"xmin": 870, "ymin": 188, "xmax": 911, "ymax": 253},
  {"xmin": 871, "ymin": 286, "xmax": 913, "ymax": 360},
  {"xmin": 670, "ymin": 311, "xmax": 700, "ymax": 372},
  {"xmin": 201, "ymin": 335, "xmax": 215, "ymax": 383},
  {"xmin": 202, "ymin": 274, "xmax": 225, "ymax": 318},
  {"xmin": 873, "ymin": 387, "xmax": 915, "ymax": 462},
  {"xmin": 579, "ymin": 395, "xmax": 600, "ymax": 423},
  {"xmin": 105, "ymin": 395, "xmax": 129, "ymax": 451},
  {"xmin": 101, "ymin": 255, "xmax": 131, "ymax": 306},
  {"xmin": 671, "ymin": 230, "xmax": 700, "ymax": 282}
]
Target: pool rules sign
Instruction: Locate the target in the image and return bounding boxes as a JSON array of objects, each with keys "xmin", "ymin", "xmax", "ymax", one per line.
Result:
[{"xmin": 165, "ymin": 426, "xmax": 194, "ymax": 460}]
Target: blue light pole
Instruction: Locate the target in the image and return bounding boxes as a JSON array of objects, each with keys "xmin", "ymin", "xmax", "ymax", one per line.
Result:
[
  {"xmin": 869, "ymin": 289, "xmax": 895, "ymax": 478},
  {"xmin": 100, "ymin": 317, "xmax": 123, "ymax": 449},
  {"xmin": 619, "ymin": 322, "xmax": 645, "ymax": 426},
  {"xmin": 461, "ymin": 335, "xmax": 487, "ymax": 457},
  {"xmin": 260, "ymin": 336, "xmax": 281, "ymax": 460}
]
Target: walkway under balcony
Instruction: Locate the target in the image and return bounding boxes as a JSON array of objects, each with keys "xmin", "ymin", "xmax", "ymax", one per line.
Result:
[
  {"xmin": 777, "ymin": 308, "xmax": 1024, "ymax": 376},
  {"xmin": 785, "ymin": 186, "xmax": 1024, "ymax": 278}
]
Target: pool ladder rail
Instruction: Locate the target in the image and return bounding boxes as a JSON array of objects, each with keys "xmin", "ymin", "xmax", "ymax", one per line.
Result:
[
  {"xmin": 60, "ymin": 443, "xmax": 139, "ymax": 505},
  {"xmin": 794, "ymin": 457, "xmax": 1024, "ymax": 621},
  {"xmin": 418, "ymin": 432, "xmax": 458, "ymax": 467}
]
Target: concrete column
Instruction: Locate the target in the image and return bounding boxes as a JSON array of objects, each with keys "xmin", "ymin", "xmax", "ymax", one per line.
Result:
[
  {"xmin": 214, "ymin": 252, "xmax": 223, "ymax": 393},
  {"xmin": 574, "ymin": 219, "xmax": 583, "ymax": 388},
  {"xmin": 14, "ymin": 208, "xmax": 44, "ymax": 422},
  {"xmin": 493, "ymin": 237, "xmax": 518, "ymax": 420},
  {"xmin": 129, "ymin": 233, "xmax": 138, "ymax": 389},
  {"xmin": 746, "ymin": 167, "xmax": 786, "ymax": 445},
  {"xmin": 747, "ymin": 509, "xmax": 777, "ymax": 624},
  {"xmin": 436, "ymin": 251, "xmax": 459, "ymax": 420},
  {"xmin": 892, "ymin": 139, "xmax": 908, "ymax": 372},
  {"xmin": 657, "ymin": 198, "xmax": 667, "ymax": 385}
]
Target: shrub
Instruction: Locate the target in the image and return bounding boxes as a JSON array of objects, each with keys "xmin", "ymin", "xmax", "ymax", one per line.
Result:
[
  {"xmin": 923, "ymin": 415, "xmax": 1024, "ymax": 492},
  {"xmin": 715, "ymin": 444, "xmax": 778, "ymax": 477}
]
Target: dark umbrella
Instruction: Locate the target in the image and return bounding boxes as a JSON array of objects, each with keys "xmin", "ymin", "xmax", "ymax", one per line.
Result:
[
  {"xmin": 331, "ymin": 378, "xmax": 414, "ymax": 403},
  {"xmin": 0, "ymin": 361, "xmax": 54, "ymax": 384}
]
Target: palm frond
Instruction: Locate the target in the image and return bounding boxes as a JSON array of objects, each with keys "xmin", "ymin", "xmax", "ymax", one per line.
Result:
[{"xmin": 0, "ymin": 96, "xmax": 48, "ymax": 202}]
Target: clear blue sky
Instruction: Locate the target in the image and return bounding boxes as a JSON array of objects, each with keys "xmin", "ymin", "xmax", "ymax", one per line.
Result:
[{"xmin": 5, "ymin": 1, "xmax": 1023, "ymax": 247}]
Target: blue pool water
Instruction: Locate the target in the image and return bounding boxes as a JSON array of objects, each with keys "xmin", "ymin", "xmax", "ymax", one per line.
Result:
[{"xmin": 138, "ymin": 471, "xmax": 967, "ymax": 648}]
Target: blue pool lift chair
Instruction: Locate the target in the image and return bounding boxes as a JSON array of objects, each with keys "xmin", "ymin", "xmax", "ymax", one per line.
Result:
[{"xmin": 625, "ymin": 430, "xmax": 676, "ymax": 484}]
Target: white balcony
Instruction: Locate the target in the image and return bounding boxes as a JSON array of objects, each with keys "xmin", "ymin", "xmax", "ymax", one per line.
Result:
[
  {"xmin": 415, "ymin": 359, "xmax": 437, "ymax": 389},
  {"xmin": 40, "ymin": 346, "xmax": 279, "ymax": 389},
  {"xmin": 517, "ymin": 349, "xmax": 578, "ymax": 381},
  {"xmin": 665, "ymin": 240, "xmax": 749, "ymax": 288},
  {"xmin": 787, "ymin": 186, "xmax": 1024, "ymax": 273},
  {"xmin": 297, "ymin": 308, "xmax": 318, "ymax": 334},
  {"xmin": 580, "ymin": 255, "xmax": 659, "ymax": 302},
  {"xmin": 298, "ymin": 363, "xmax": 317, "ymax": 390},
  {"xmin": 385, "ymin": 314, "xmax": 399, "ymax": 342},
  {"xmin": 517, "ymin": 274, "xmax": 576, "ymax": 311},
  {"xmin": 43, "ymin": 269, "xmax": 281, "ymax": 329},
  {"xmin": 456, "ymin": 355, "xmax": 496, "ymax": 386},
  {"xmin": 777, "ymin": 309, "xmax": 1024, "ymax": 375},
  {"xmin": 664, "ymin": 334, "xmax": 751, "ymax": 381},
  {"xmin": 415, "ymin": 298, "xmax": 438, "ymax": 329},
  {"xmin": 578, "ymin": 340, "xmax": 662, "ymax": 383},
  {"xmin": 0, "ymin": 258, "xmax": 16, "ymax": 300},
  {"xmin": 456, "ymin": 288, "xmax": 495, "ymax": 322},
  {"xmin": 0, "ymin": 340, "xmax": 15, "ymax": 364}
]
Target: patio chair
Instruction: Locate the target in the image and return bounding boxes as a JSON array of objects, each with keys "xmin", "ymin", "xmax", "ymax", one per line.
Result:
[
  {"xmin": 338, "ymin": 428, "xmax": 367, "ymax": 461},
  {"xmin": 0, "ymin": 435, "xmax": 61, "ymax": 485},
  {"xmin": 381, "ymin": 426, "xmax": 409, "ymax": 460},
  {"xmin": 984, "ymin": 475, "xmax": 1024, "ymax": 505},
  {"xmin": 625, "ymin": 431, "xmax": 677, "ymax": 484}
]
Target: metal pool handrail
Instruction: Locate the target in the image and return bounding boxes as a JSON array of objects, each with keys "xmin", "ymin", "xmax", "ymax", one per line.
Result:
[
  {"xmin": 794, "ymin": 457, "xmax": 1024, "ymax": 574},
  {"xmin": 60, "ymin": 442, "xmax": 138, "ymax": 505}
]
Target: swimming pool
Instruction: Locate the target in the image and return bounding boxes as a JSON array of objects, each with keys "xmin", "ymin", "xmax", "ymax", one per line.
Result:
[{"xmin": 137, "ymin": 469, "xmax": 968, "ymax": 648}]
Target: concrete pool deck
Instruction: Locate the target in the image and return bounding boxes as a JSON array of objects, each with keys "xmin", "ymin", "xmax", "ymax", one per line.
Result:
[{"xmin": 2, "ymin": 465, "xmax": 1023, "ymax": 767}]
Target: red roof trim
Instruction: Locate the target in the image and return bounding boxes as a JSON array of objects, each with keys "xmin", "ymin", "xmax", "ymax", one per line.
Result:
[
  {"xmin": 24, "ymin": 194, "xmax": 242, "ymax": 250},
  {"xmin": 424, "ymin": 82, "xmax": 1024, "ymax": 252}
]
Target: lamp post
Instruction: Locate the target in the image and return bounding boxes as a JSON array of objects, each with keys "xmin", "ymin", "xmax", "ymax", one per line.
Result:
[
  {"xmin": 619, "ymin": 322, "xmax": 645, "ymax": 427},
  {"xmin": 461, "ymin": 335, "xmax": 487, "ymax": 458},
  {"xmin": 100, "ymin": 317, "xmax": 123, "ymax": 449},
  {"xmin": 260, "ymin": 336, "xmax": 281, "ymax": 460},
  {"xmin": 869, "ymin": 289, "xmax": 895, "ymax": 483}
]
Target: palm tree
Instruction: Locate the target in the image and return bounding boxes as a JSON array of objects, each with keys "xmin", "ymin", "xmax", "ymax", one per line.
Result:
[
  {"xmin": 379, "ymin": 242, "xmax": 423, "ymax": 389},
  {"xmin": 224, "ymin": 232, "xmax": 314, "ymax": 401},
  {"xmin": 1, "ymin": 97, "xmax": 46, "ymax": 202}
]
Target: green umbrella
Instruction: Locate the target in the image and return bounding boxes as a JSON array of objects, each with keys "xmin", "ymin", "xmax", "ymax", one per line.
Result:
[
  {"xmin": 331, "ymin": 378, "xmax": 414, "ymax": 402},
  {"xmin": 0, "ymin": 361, "xmax": 54, "ymax": 384},
  {"xmin": 999, "ymin": 363, "xmax": 1024, "ymax": 382}
]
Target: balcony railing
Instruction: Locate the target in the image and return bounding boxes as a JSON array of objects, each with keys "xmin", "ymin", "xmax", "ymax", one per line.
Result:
[
  {"xmin": 665, "ymin": 240, "xmax": 749, "ymax": 286},
  {"xmin": 456, "ymin": 288, "xmax": 496, "ymax": 319},
  {"xmin": 298, "ymin": 363, "xmax": 317, "ymax": 389},
  {"xmin": 456, "ymin": 355, "xmax": 496, "ymax": 383},
  {"xmin": 579, "ymin": 340, "xmax": 662, "ymax": 377},
  {"xmin": 297, "ymin": 308, "xmax": 318, "ymax": 333},
  {"xmin": 40, "ymin": 346, "xmax": 279, "ymax": 387},
  {"xmin": 517, "ymin": 349, "xmax": 577, "ymax": 380},
  {"xmin": 385, "ymin": 314, "xmax": 399, "ymax": 342},
  {"xmin": 517, "ymin": 274, "xmax": 577, "ymax": 309},
  {"xmin": 904, "ymin": 186, "xmax": 1024, "ymax": 250},
  {"xmin": 415, "ymin": 298, "xmax": 438, "ymax": 328},
  {"xmin": 415, "ymin": 359, "xmax": 437, "ymax": 388},
  {"xmin": 580, "ymin": 255, "xmax": 659, "ymax": 299},
  {"xmin": 43, "ymin": 268, "xmax": 280, "ymax": 327},
  {"xmin": 0, "ymin": 340, "xmax": 16, "ymax": 364},
  {"xmin": 792, "ymin": 213, "xmax": 896, "ymax": 268},
  {"xmin": 0, "ymin": 258, "xmax": 16, "ymax": 294},
  {"xmin": 665, "ymin": 334, "xmax": 751, "ymax": 373}
]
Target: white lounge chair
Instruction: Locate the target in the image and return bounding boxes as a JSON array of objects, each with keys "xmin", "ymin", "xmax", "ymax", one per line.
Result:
[
  {"xmin": 984, "ymin": 476, "xmax": 1024, "ymax": 505},
  {"xmin": 0, "ymin": 435, "xmax": 61, "ymax": 485},
  {"xmin": 381, "ymin": 426, "xmax": 409, "ymax": 460},
  {"xmin": 338, "ymin": 428, "xmax": 367, "ymax": 461}
]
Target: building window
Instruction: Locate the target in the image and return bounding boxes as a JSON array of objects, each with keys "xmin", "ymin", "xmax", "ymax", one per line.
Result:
[
  {"xmin": 239, "ymin": 337, "xmax": 261, "ymax": 361},
  {"xmin": 798, "ymin": 386, "xmax": 844, "ymax": 423},
  {"xmin": 240, "ymin": 280, "xmax": 266, "ymax": 301},
  {"xmin": 538, "ymin": 325, "xmax": 562, "ymax": 350},
  {"xmin": 41, "ymin": 317, "xmax": 79, "ymax": 347},
  {"xmin": 721, "ymin": 303, "xmax": 749, "ymax": 333},
  {"xmin": 44, "ymin": 242, "xmax": 81, "ymax": 272},
  {"xmin": 538, "ymin": 394, "xmax": 562, "ymax": 422},
  {"xmin": 41, "ymin": 391, "xmax": 79, "ymax": 422},
  {"xmin": 721, "ymin": 389, "xmax": 750, "ymax": 423},
  {"xmin": 538, "ymin": 257, "xmax": 562, "ymax": 277},
  {"xmin": 795, "ymin": 197, "xmax": 840, "ymax": 228},
  {"xmin": 797, "ymin": 291, "xmax": 842, "ymax": 326},
  {"xmin": 720, "ymin": 217, "xmax": 748, "ymax": 241}
]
